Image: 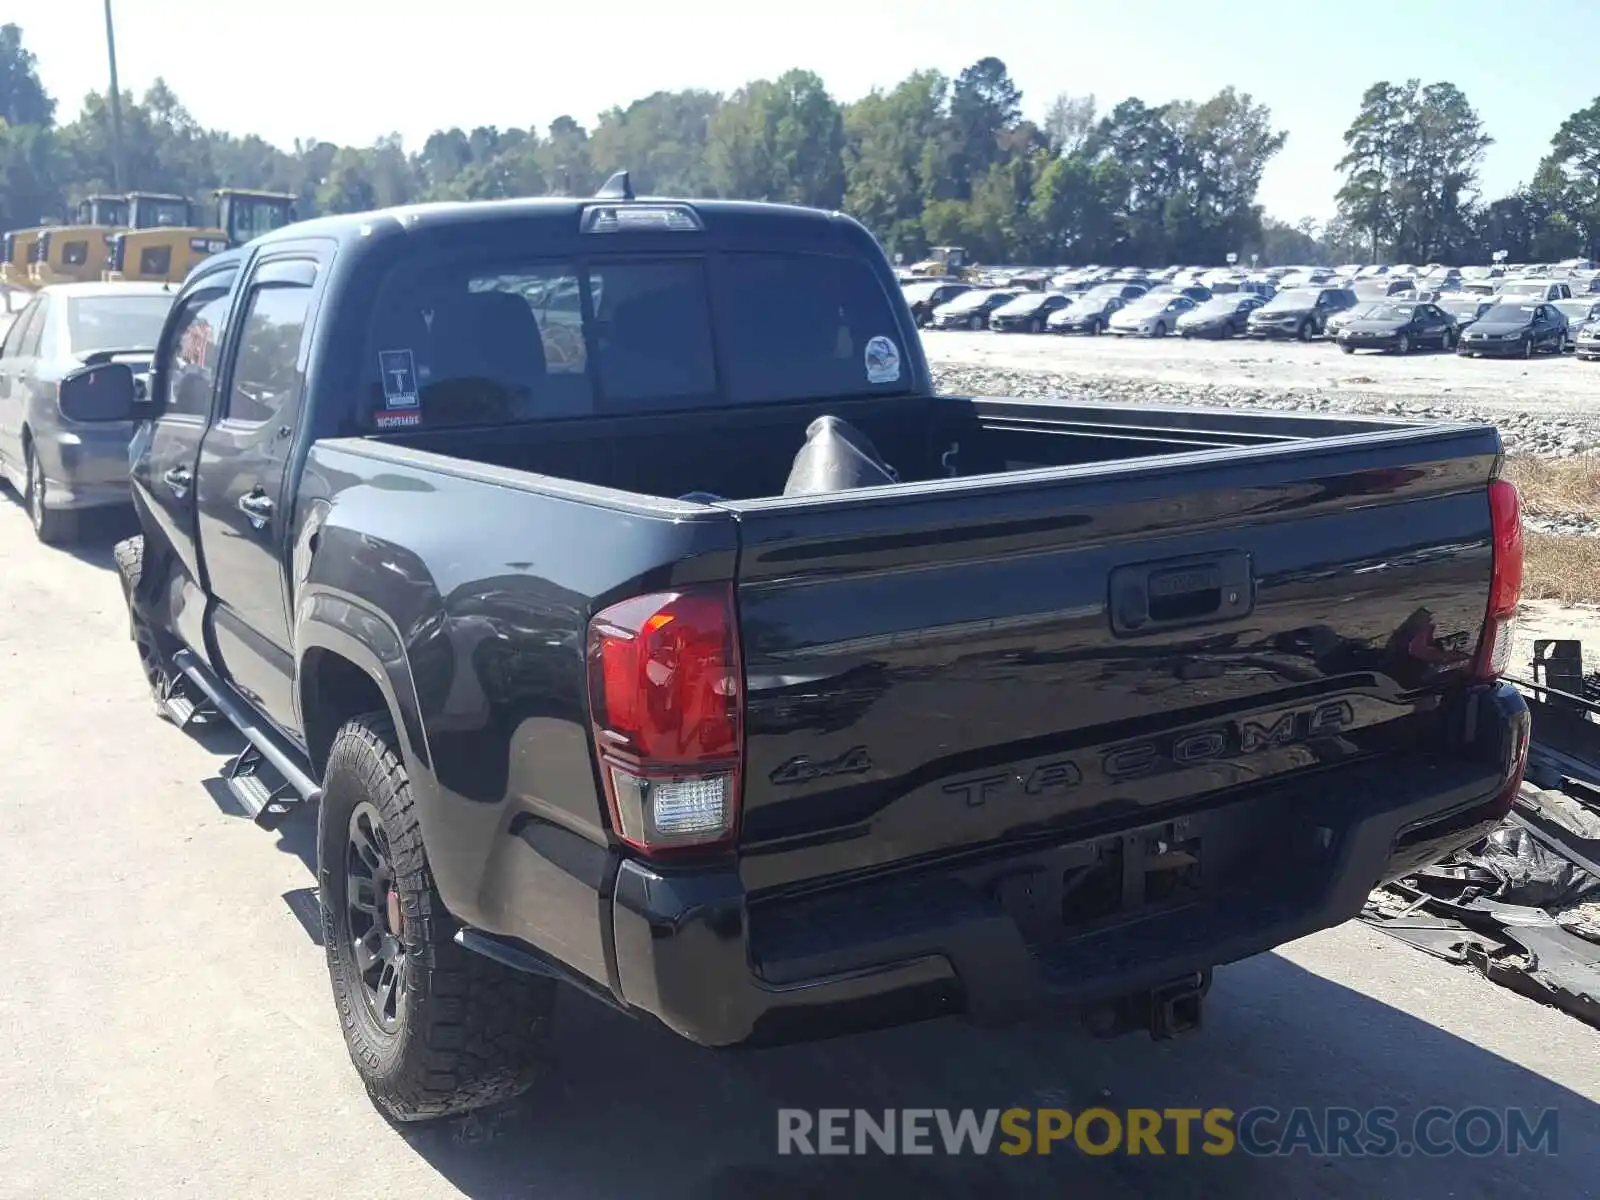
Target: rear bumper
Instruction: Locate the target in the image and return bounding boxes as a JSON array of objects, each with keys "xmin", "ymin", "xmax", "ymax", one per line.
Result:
[
  {"xmin": 608, "ymin": 682, "xmax": 1529, "ymax": 1047},
  {"xmin": 35, "ymin": 425, "xmax": 133, "ymax": 511}
]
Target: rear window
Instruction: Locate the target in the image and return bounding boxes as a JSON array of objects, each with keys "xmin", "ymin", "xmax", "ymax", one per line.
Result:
[
  {"xmin": 65, "ymin": 294, "xmax": 173, "ymax": 355},
  {"xmin": 360, "ymin": 250, "xmax": 909, "ymax": 429}
]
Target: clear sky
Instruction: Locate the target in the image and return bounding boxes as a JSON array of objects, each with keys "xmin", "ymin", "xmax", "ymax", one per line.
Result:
[{"xmin": 22, "ymin": 1, "xmax": 1600, "ymax": 223}]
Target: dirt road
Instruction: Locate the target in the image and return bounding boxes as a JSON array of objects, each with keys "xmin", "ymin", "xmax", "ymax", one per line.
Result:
[{"xmin": 2, "ymin": 497, "xmax": 1598, "ymax": 1199}]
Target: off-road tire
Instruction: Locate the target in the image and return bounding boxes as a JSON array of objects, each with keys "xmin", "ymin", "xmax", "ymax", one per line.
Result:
[
  {"xmin": 113, "ymin": 534, "xmax": 143, "ymax": 599},
  {"xmin": 114, "ymin": 534, "xmax": 181, "ymax": 711},
  {"xmin": 319, "ymin": 712, "xmax": 556, "ymax": 1123}
]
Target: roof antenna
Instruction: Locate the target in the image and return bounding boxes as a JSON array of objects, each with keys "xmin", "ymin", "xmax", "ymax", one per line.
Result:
[{"xmin": 595, "ymin": 170, "xmax": 634, "ymax": 201}]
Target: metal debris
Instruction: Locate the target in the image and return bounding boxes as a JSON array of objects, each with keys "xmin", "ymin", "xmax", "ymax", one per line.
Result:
[{"xmin": 1361, "ymin": 639, "xmax": 1600, "ymax": 1028}]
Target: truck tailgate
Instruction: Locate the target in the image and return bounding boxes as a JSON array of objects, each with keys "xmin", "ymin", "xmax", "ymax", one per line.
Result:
[{"xmin": 728, "ymin": 422, "xmax": 1503, "ymax": 894}]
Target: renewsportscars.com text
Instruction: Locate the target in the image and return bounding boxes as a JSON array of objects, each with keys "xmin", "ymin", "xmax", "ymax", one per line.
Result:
[{"xmin": 777, "ymin": 1106, "xmax": 1559, "ymax": 1158}]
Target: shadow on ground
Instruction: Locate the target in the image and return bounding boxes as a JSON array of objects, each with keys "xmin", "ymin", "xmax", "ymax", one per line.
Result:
[
  {"xmin": 0, "ymin": 488, "xmax": 139, "ymax": 571},
  {"xmin": 372, "ymin": 950, "xmax": 1596, "ymax": 1199}
]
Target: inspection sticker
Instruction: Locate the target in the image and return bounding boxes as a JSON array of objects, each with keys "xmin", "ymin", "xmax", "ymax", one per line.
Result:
[
  {"xmin": 378, "ymin": 348, "xmax": 420, "ymax": 409},
  {"xmin": 864, "ymin": 336, "xmax": 900, "ymax": 384},
  {"xmin": 374, "ymin": 410, "xmax": 421, "ymax": 429}
]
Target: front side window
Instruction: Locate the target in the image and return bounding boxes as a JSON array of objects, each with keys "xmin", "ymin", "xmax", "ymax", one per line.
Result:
[
  {"xmin": 228, "ymin": 282, "xmax": 312, "ymax": 424},
  {"xmin": 156, "ymin": 282, "xmax": 235, "ymax": 417}
]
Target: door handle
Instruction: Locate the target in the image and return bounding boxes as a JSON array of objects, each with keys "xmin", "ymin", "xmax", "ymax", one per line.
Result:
[
  {"xmin": 1110, "ymin": 552, "xmax": 1255, "ymax": 637},
  {"xmin": 238, "ymin": 489, "xmax": 274, "ymax": 531},
  {"xmin": 162, "ymin": 466, "xmax": 192, "ymax": 498}
]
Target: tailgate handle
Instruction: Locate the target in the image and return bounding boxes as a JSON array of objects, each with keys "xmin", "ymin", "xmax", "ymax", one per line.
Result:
[{"xmin": 1110, "ymin": 552, "xmax": 1254, "ymax": 636}]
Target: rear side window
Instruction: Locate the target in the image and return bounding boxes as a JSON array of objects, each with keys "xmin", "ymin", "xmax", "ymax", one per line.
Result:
[
  {"xmin": 227, "ymin": 281, "xmax": 313, "ymax": 424},
  {"xmin": 0, "ymin": 299, "xmax": 37, "ymax": 358},
  {"xmin": 14, "ymin": 297, "xmax": 47, "ymax": 357}
]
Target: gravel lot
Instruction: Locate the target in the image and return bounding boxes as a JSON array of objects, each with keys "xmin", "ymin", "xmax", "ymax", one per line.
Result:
[
  {"xmin": 4, "ymin": 498, "xmax": 1600, "ymax": 1198},
  {"xmin": 926, "ymin": 331, "xmax": 1600, "ymax": 458}
]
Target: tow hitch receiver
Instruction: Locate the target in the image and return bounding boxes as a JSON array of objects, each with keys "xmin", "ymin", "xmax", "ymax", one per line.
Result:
[{"xmin": 1083, "ymin": 969, "xmax": 1212, "ymax": 1041}]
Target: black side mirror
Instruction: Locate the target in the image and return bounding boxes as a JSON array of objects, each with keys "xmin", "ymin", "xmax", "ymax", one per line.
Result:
[{"xmin": 58, "ymin": 362, "xmax": 137, "ymax": 423}]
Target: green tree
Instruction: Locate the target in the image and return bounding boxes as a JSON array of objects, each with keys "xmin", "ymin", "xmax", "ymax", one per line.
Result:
[
  {"xmin": 1536, "ymin": 97, "xmax": 1600, "ymax": 258},
  {"xmin": 706, "ymin": 70, "xmax": 844, "ymax": 209},
  {"xmin": 1165, "ymin": 88, "xmax": 1287, "ymax": 263},
  {"xmin": 1086, "ymin": 98, "xmax": 1184, "ymax": 264},
  {"xmin": 1253, "ymin": 216, "xmax": 1323, "ymax": 265},
  {"xmin": 1336, "ymin": 80, "xmax": 1491, "ymax": 263},
  {"xmin": 537, "ymin": 116, "xmax": 593, "ymax": 195},
  {"xmin": 0, "ymin": 120, "xmax": 63, "ymax": 230},
  {"xmin": 1027, "ymin": 151, "xmax": 1116, "ymax": 263},
  {"xmin": 946, "ymin": 57, "xmax": 1022, "ymax": 197},
  {"xmin": 1042, "ymin": 93, "xmax": 1097, "ymax": 157},
  {"xmin": 842, "ymin": 70, "xmax": 948, "ymax": 258},
  {"xmin": 590, "ymin": 90, "xmax": 720, "ymax": 196},
  {"xmin": 1335, "ymin": 82, "xmax": 1408, "ymax": 260},
  {"xmin": 316, "ymin": 147, "xmax": 377, "ymax": 213},
  {"xmin": 0, "ymin": 23, "xmax": 52, "ymax": 127}
]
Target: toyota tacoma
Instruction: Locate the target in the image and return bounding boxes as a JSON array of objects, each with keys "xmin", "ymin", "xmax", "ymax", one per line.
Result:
[{"xmin": 61, "ymin": 176, "xmax": 1530, "ymax": 1122}]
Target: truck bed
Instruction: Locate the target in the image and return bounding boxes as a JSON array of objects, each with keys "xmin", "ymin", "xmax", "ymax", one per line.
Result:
[
  {"xmin": 367, "ymin": 393, "xmax": 1447, "ymax": 503},
  {"xmin": 305, "ymin": 395, "xmax": 1505, "ymax": 921}
]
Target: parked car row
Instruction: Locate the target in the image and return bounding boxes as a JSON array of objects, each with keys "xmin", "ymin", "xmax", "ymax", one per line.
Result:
[
  {"xmin": 908, "ymin": 275, "xmax": 1600, "ymax": 360},
  {"xmin": 904, "ymin": 253, "xmax": 1600, "ymax": 348}
]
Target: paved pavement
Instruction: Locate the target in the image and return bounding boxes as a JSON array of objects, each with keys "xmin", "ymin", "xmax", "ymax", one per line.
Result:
[{"xmin": 2, "ymin": 493, "xmax": 1598, "ymax": 1199}]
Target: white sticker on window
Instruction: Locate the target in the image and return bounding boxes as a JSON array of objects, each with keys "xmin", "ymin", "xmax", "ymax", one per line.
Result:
[
  {"xmin": 865, "ymin": 335, "xmax": 900, "ymax": 384},
  {"xmin": 377, "ymin": 348, "xmax": 420, "ymax": 410},
  {"xmin": 374, "ymin": 410, "xmax": 421, "ymax": 429}
]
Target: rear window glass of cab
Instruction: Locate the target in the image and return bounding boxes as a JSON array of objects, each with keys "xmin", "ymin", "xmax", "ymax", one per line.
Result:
[{"xmin": 357, "ymin": 249, "xmax": 912, "ymax": 430}]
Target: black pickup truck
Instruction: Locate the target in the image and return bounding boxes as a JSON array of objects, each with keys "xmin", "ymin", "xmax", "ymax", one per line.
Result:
[{"xmin": 64, "ymin": 178, "xmax": 1529, "ymax": 1123}]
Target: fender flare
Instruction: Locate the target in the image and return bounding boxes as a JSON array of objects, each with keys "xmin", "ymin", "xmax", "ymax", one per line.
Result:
[{"xmin": 293, "ymin": 586, "xmax": 432, "ymax": 779}]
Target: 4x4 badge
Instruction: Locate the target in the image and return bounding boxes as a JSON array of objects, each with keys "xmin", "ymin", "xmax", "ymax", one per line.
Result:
[{"xmin": 770, "ymin": 745, "xmax": 873, "ymax": 786}]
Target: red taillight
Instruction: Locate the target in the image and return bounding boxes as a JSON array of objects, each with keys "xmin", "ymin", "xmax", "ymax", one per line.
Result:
[
  {"xmin": 586, "ymin": 585, "xmax": 743, "ymax": 854},
  {"xmin": 1474, "ymin": 479, "xmax": 1524, "ymax": 681}
]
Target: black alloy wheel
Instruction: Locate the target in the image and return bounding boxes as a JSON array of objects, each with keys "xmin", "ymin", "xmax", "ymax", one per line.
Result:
[{"xmin": 345, "ymin": 801, "xmax": 406, "ymax": 1032}]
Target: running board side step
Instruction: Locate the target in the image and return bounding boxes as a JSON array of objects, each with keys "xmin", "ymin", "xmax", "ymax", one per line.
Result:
[{"xmin": 171, "ymin": 650, "xmax": 321, "ymax": 830}]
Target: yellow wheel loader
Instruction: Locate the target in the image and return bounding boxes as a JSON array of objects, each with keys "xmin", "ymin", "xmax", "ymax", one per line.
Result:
[
  {"xmin": 905, "ymin": 246, "xmax": 975, "ymax": 279},
  {"xmin": 23, "ymin": 194, "xmax": 134, "ymax": 286},
  {"xmin": 106, "ymin": 189, "xmax": 298, "ymax": 284},
  {"xmin": 1, "ymin": 227, "xmax": 48, "ymax": 290}
]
